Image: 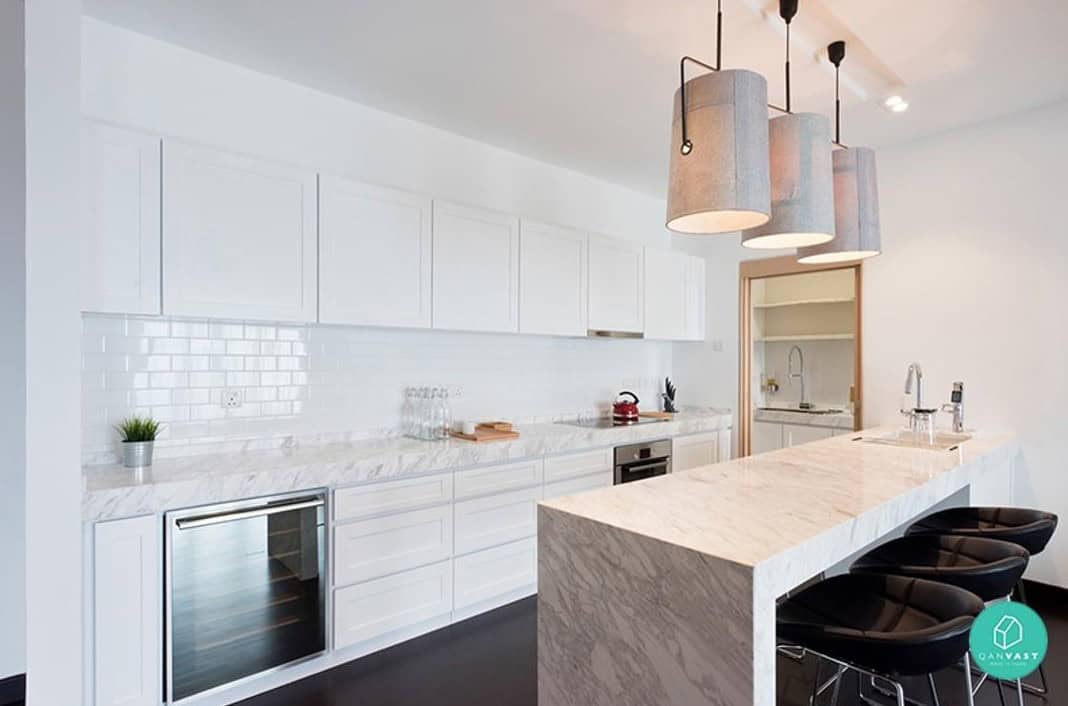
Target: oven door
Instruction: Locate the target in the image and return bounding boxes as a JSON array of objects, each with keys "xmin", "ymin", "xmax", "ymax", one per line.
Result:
[
  {"xmin": 165, "ymin": 490, "xmax": 327, "ymax": 703},
  {"xmin": 614, "ymin": 456, "xmax": 671, "ymax": 484}
]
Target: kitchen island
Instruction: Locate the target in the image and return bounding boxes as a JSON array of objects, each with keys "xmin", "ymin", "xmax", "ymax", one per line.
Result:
[{"xmin": 537, "ymin": 428, "xmax": 1019, "ymax": 706}]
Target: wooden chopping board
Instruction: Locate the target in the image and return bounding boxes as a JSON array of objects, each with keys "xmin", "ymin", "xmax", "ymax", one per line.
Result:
[{"xmin": 449, "ymin": 428, "xmax": 520, "ymax": 443}]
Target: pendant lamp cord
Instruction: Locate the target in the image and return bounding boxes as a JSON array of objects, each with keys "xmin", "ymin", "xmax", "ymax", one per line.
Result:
[
  {"xmin": 827, "ymin": 40, "xmax": 847, "ymax": 147},
  {"xmin": 785, "ymin": 23, "xmax": 791, "ymax": 113}
]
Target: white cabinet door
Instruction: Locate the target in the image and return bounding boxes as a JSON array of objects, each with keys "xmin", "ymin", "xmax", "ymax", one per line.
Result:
[
  {"xmin": 588, "ymin": 235, "xmax": 644, "ymax": 334},
  {"xmin": 543, "ymin": 469, "xmax": 613, "ymax": 500},
  {"xmin": 162, "ymin": 142, "xmax": 317, "ymax": 322},
  {"xmin": 751, "ymin": 421, "xmax": 783, "ymax": 455},
  {"xmin": 454, "ymin": 485, "xmax": 541, "ymax": 556},
  {"xmin": 80, "ymin": 122, "xmax": 162, "ymax": 315},
  {"xmin": 432, "ymin": 201, "xmax": 519, "ymax": 332},
  {"xmin": 672, "ymin": 432, "xmax": 719, "ymax": 472},
  {"xmin": 519, "ymin": 221, "xmax": 587, "ymax": 336},
  {"xmin": 717, "ymin": 427, "xmax": 732, "ymax": 462},
  {"xmin": 684, "ymin": 255, "xmax": 707, "ymax": 341},
  {"xmin": 334, "ymin": 504, "xmax": 452, "ymax": 586},
  {"xmin": 94, "ymin": 515, "xmax": 159, "ymax": 706},
  {"xmin": 319, "ymin": 177, "xmax": 432, "ymax": 328},
  {"xmin": 453, "ymin": 537, "xmax": 537, "ymax": 619},
  {"xmin": 334, "ymin": 472, "xmax": 452, "ymax": 522},
  {"xmin": 782, "ymin": 423, "xmax": 834, "ymax": 448},
  {"xmin": 454, "ymin": 459, "xmax": 543, "ymax": 499},
  {"xmin": 334, "ymin": 560, "xmax": 452, "ymax": 651},
  {"xmin": 543, "ymin": 448, "xmax": 612, "ymax": 484},
  {"xmin": 643, "ymin": 247, "xmax": 688, "ymax": 340}
]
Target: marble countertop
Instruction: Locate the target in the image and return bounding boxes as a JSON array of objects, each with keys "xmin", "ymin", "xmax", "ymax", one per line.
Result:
[
  {"xmin": 753, "ymin": 406, "xmax": 854, "ymax": 429},
  {"xmin": 540, "ymin": 427, "xmax": 1018, "ymax": 596},
  {"xmin": 83, "ymin": 408, "xmax": 732, "ymax": 521}
]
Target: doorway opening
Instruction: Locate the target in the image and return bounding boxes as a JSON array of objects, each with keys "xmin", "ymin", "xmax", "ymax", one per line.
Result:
[{"xmin": 738, "ymin": 256, "xmax": 863, "ymax": 456}]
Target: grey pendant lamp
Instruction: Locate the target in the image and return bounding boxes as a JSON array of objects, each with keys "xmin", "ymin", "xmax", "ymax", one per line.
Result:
[
  {"xmin": 666, "ymin": 0, "xmax": 771, "ymax": 234},
  {"xmin": 798, "ymin": 42, "xmax": 882, "ymax": 263},
  {"xmin": 741, "ymin": 0, "xmax": 835, "ymax": 250}
]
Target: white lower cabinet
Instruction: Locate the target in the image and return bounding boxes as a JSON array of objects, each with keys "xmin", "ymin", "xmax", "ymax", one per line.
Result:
[
  {"xmin": 543, "ymin": 470, "xmax": 613, "ymax": 499},
  {"xmin": 334, "ymin": 560, "xmax": 453, "ymax": 651},
  {"xmin": 93, "ymin": 515, "xmax": 159, "ymax": 706},
  {"xmin": 453, "ymin": 537, "xmax": 537, "ymax": 621},
  {"xmin": 543, "ymin": 448, "xmax": 612, "ymax": 484},
  {"xmin": 672, "ymin": 432, "xmax": 720, "ymax": 472},
  {"xmin": 333, "ymin": 504, "xmax": 453, "ymax": 586},
  {"xmin": 752, "ymin": 421, "xmax": 784, "ymax": 455},
  {"xmin": 454, "ymin": 485, "xmax": 541, "ymax": 555},
  {"xmin": 783, "ymin": 423, "xmax": 834, "ymax": 448}
]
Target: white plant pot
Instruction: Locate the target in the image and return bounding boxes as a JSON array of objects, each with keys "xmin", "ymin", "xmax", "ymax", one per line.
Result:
[{"xmin": 123, "ymin": 440, "xmax": 155, "ymax": 468}]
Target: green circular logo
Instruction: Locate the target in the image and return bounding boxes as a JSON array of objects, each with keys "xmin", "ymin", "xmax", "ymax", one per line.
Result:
[{"xmin": 970, "ymin": 602, "xmax": 1048, "ymax": 680}]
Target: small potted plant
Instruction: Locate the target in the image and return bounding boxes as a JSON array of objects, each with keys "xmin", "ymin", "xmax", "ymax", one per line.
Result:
[{"xmin": 117, "ymin": 415, "xmax": 163, "ymax": 468}]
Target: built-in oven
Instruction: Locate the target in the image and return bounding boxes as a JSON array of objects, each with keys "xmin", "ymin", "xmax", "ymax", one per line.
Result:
[
  {"xmin": 614, "ymin": 439, "xmax": 672, "ymax": 484},
  {"xmin": 164, "ymin": 490, "xmax": 327, "ymax": 703}
]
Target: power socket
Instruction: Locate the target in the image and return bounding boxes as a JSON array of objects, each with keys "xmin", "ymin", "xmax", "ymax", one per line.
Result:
[{"xmin": 222, "ymin": 389, "xmax": 243, "ymax": 409}]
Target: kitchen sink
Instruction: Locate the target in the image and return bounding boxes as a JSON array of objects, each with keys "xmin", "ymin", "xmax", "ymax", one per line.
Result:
[
  {"xmin": 758, "ymin": 406, "xmax": 844, "ymax": 415},
  {"xmin": 859, "ymin": 428, "xmax": 972, "ymax": 450}
]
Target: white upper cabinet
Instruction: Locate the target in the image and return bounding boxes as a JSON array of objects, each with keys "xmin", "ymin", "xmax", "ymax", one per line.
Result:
[
  {"xmin": 684, "ymin": 254, "xmax": 707, "ymax": 341},
  {"xmin": 588, "ymin": 235, "xmax": 644, "ymax": 334},
  {"xmin": 643, "ymin": 248, "xmax": 688, "ymax": 340},
  {"xmin": 643, "ymin": 249, "xmax": 707, "ymax": 341},
  {"xmin": 432, "ymin": 201, "xmax": 520, "ymax": 333},
  {"xmin": 162, "ymin": 142, "xmax": 317, "ymax": 322},
  {"xmin": 519, "ymin": 221, "xmax": 588, "ymax": 336},
  {"xmin": 319, "ymin": 176, "xmax": 432, "ymax": 328},
  {"xmin": 80, "ymin": 122, "xmax": 162, "ymax": 316}
]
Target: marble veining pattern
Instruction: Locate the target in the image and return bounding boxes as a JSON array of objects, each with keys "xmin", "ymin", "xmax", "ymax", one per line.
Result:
[
  {"xmin": 537, "ymin": 429, "xmax": 1019, "ymax": 706},
  {"xmin": 83, "ymin": 409, "xmax": 731, "ymax": 520}
]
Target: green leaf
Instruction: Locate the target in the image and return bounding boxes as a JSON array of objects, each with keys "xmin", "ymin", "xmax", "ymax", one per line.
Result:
[{"xmin": 115, "ymin": 415, "xmax": 163, "ymax": 442}]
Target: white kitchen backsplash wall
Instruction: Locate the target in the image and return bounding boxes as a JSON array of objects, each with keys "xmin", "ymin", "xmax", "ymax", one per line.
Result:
[{"xmin": 82, "ymin": 314, "xmax": 672, "ymax": 464}]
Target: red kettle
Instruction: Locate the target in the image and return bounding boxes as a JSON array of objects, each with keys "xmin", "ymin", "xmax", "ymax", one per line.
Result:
[{"xmin": 612, "ymin": 391, "xmax": 640, "ymax": 425}]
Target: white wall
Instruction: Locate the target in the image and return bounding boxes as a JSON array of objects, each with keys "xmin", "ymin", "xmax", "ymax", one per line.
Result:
[
  {"xmin": 79, "ymin": 19, "xmax": 676, "ymax": 463},
  {"xmin": 0, "ymin": 0, "xmax": 27, "ymax": 683},
  {"xmin": 24, "ymin": 0, "xmax": 83, "ymax": 703},
  {"xmin": 865, "ymin": 99, "xmax": 1068, "ymax": 586}
]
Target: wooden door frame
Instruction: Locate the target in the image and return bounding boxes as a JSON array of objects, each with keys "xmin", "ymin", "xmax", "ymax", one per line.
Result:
[{"xmin": 738, "ymin": 256, "xmax": 864, "ymax": 456}]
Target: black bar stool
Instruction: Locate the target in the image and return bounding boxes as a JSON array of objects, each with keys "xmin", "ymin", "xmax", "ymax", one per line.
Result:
[
  {"xmin": 851, "ymin": 534, "xmax": 1030, "ymax": 705},
  {"xmin": 907, "ymin": 506, "xmax": 1058, "ymax": 695},
  {"xmin": 777, "ymin": 573, "xmax": 985, "ymax": 706}
]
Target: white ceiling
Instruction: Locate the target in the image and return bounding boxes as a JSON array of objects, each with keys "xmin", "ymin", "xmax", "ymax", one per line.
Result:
[{"xmin": 82, "ymin": 0, "xmax": 1068, "ymax": 198}]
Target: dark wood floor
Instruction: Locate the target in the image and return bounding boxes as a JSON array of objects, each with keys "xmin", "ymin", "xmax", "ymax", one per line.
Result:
[{"xmin": 239, "ymin": 582, "xmax": 1067, "ymax": 706}]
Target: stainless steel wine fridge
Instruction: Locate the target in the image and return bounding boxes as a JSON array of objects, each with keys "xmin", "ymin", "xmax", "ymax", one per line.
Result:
[{"xmin": 164, "ymin": 490, "xmax": 327, "ymax": 703}]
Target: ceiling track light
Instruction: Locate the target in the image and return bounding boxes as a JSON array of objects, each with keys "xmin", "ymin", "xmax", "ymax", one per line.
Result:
[
  {"xmin": 666, "ymin": 0, "xmax": 772, "ymax": 234},
  {"xmin": 741, "ymin": 0, "xmax": 835, "ymax": 250},
  {"xmin": 796, "ymin": 41, "xmax": 883, "ymax": 264}
]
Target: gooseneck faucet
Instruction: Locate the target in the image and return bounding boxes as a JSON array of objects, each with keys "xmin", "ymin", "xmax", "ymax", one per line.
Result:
[
  {"xmin": 903, "ymin": 362, "xmax": 924, "ymax": 410},
  {"xmin": 788, "ymin": 345, "xmax": 809, "ymax": 409}
]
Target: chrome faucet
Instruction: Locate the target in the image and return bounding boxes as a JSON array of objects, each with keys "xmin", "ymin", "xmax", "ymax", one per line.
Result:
[
  {"xmin": 788, "ymin": 345, "xmax": 810, "ymax": 409},
  {"xmin": 903, "ymin": 362, "xmax": 924, "ymax": 410},
  {"xmin": 942, "ymin": 381, "xmax": 965, "ymax": 433}
]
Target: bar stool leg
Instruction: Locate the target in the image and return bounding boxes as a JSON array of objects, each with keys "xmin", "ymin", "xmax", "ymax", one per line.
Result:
[
  {"xmin": 927, "ymin": 673, "xmax": 941, "ymax": 706},
  {"xmin": 963, "ymin": 653, "xmax": 977, "ymax": 706}
]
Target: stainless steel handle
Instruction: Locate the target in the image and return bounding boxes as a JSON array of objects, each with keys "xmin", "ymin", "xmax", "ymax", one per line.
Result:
[
  {"xmin": 623, "ymin": 460, "xmax": 669, "ymax": 474},
  {"xmin": 175, "ymin": 497, "xmax": 324, "ymax": 530}
]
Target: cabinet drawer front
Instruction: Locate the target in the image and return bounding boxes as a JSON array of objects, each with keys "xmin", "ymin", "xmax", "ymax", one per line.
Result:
[
  {"xmin": 334, "ymin": 505, "xmax": 452, "ymax": 586},
  {"xmin": 543, "ymin": 469, "xmax": 613, "ymax": 500},
  {"xmin": 335, "ymin": 473, "xmax": 452, "ymax": 521},
  {"xmin": 543, "ymin": 448, "xmax": 612, "ymax": 483},
  {"xmin": 454, "ymin": 537, "xmax": 537, "ymax": 610},
  {"xmin": 454, "ymin": 486, "xmax": 541, "ymax": 556},
  {"xmin": 455, "ymin": 459, "xmax": 543, "ymax": 499},
  {"xmin": 334, "ymin": 561, "xmax": 452, "ymax": 650}
]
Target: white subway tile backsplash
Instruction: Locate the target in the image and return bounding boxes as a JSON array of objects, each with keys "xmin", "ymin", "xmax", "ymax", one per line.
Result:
[{"xmin": 81, "ymin": 314, "xmax": 673, "ymax": 464}]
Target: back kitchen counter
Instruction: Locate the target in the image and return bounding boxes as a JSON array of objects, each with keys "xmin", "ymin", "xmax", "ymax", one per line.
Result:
[
  {"xmin": 82, "ymin": 408, "xmax": 731, "ymax": 520},
  {"xmin": 537, "ymin": 429, "xmax": 1020, "ymax": 706}
]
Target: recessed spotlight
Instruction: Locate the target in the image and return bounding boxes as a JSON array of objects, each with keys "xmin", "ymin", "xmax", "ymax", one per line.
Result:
[{"xmin": 884, "ymin": 95, "xmax": 909, "ymax": 113}]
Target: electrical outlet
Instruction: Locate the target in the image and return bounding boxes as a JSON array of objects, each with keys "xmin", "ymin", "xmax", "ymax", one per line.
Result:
[
  {"xmin": 711, "ymin": 339, "xmax": 725, "ymax": 353},
  {"xmin": 222, "ymin": 389, "xmax": 243, "ymax": 409}
]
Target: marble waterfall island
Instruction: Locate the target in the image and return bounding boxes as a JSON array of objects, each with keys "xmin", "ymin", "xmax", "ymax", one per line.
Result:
[{"xmin": 537, "ymin": 429, "xmax": 1019, "ymax": 706}]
